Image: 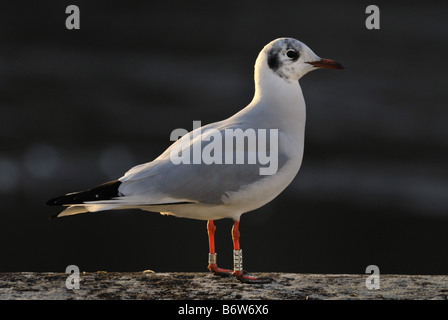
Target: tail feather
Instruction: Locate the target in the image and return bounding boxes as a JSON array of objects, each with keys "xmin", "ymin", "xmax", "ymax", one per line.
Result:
[
  {"xmin": 46, "ymin": 179, "xmax": 196, "ymax": 219},
  {"xmin": 46, "ymin": 180, "xmax": 122, "ymax": 219},
  {"xmin": 49, "ymin": 205, "xmax": 88, "ymax": 219}
]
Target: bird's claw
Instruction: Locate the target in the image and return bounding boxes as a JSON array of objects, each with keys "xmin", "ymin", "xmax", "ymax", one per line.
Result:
[
  {"xmin": 208, "ymin": 263, "xmax": 233, "ymax": 276},
  {"xmin": 232, "ymin": 270, "xmax": 272, "ymax": 284},
  {"xmin": 208, "ymin": 265, "xmax": 272, "ymax": 283}
]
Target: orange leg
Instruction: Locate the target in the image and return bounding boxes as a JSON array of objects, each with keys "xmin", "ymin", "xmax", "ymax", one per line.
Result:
[
  {"xmin": 207, "ymin": 220, "xmax": 232, "ymax": 276},
  {"xmin": 231, "ymin": 220, "xmax": 272, "ymax": 284}
]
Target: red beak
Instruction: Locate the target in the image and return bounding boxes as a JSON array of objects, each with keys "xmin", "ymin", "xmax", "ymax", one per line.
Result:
[{"xmin": 307, "ymin": 58, "xmax": 346, "ymax": 70}]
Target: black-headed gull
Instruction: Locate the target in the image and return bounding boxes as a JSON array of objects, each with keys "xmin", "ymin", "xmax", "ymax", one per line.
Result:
[{"xmin": 47, "ymin": 38, "xmax": 345, "ymax": 283}]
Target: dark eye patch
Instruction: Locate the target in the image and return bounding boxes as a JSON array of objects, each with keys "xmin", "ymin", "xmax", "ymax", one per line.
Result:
[
  {"xmin": 267, "ymin": 49, "xmax": 280, "ymax": 71},
  {"xmin": 286, "ymin": 50, "xmax": 299, "ymax": 60}
]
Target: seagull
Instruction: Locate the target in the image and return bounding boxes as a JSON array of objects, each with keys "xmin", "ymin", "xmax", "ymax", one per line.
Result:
[{"xmin": 47, "ymin": 37, "xmax": 345, "ymax": 283}]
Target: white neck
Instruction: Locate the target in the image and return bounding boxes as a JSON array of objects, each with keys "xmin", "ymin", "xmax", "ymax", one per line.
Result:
[
  {"xmin": 240, "ymin": 55, "xmax": 307, "ymax": 133},
  {"xmin": 253, "ymin": 62, "xmax": 303, "ymax": 106}
]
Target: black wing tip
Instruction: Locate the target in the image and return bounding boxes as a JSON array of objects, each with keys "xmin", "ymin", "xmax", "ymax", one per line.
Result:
[
  {"xmin": 45, "ymin": 180, "xmax": 122, "ymax": 207},
  {"xmin": 46, "ymin": 196, "xmax": 65, "ymax": 206}
]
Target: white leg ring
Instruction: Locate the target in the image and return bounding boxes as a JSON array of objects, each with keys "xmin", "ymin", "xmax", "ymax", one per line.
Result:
[
  {"xmin": 233, "ymin": 249, "xmax": 243, "ymax": 272},
  {"xmin": 208, "ymin": 253, "xmax": 217, "ymax": 265}
]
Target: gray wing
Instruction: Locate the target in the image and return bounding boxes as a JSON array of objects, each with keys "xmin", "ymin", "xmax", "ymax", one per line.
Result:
[{"xmin": 118, "ymin": 120, "xmax": 288, "ymax": 205}]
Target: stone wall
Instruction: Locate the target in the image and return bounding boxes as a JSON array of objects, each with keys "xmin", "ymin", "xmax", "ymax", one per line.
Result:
[{"xmin": 1, "ymin": 272, "xmax": 447, "ymax": 300}]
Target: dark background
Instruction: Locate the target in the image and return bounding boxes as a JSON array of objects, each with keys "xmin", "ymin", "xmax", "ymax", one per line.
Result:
[{"xmin": 0, "ymin": 1, "xmax": 447, "ymax": 275}]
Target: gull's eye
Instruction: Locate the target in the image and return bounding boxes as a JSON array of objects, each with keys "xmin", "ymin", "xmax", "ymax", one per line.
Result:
[{"xmin": 286, "ymin": 50, "xmax": 299, "ymax": 59}]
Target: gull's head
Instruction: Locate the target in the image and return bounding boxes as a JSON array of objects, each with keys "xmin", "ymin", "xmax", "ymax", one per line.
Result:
[{"xmin": 257, "ymin": 38, "xmax": 345, "ymax": 83}]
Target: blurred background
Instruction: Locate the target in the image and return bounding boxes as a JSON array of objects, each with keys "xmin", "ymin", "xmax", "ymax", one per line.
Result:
[{"xmin": 0, "ymin": 0, "xmax": 447, "ymax": 275}]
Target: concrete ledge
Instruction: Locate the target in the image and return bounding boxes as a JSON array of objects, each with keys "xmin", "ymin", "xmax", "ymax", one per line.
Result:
[{"xmin": 0, "ymin": 272, "xmax": 447, "ymax": 300}]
